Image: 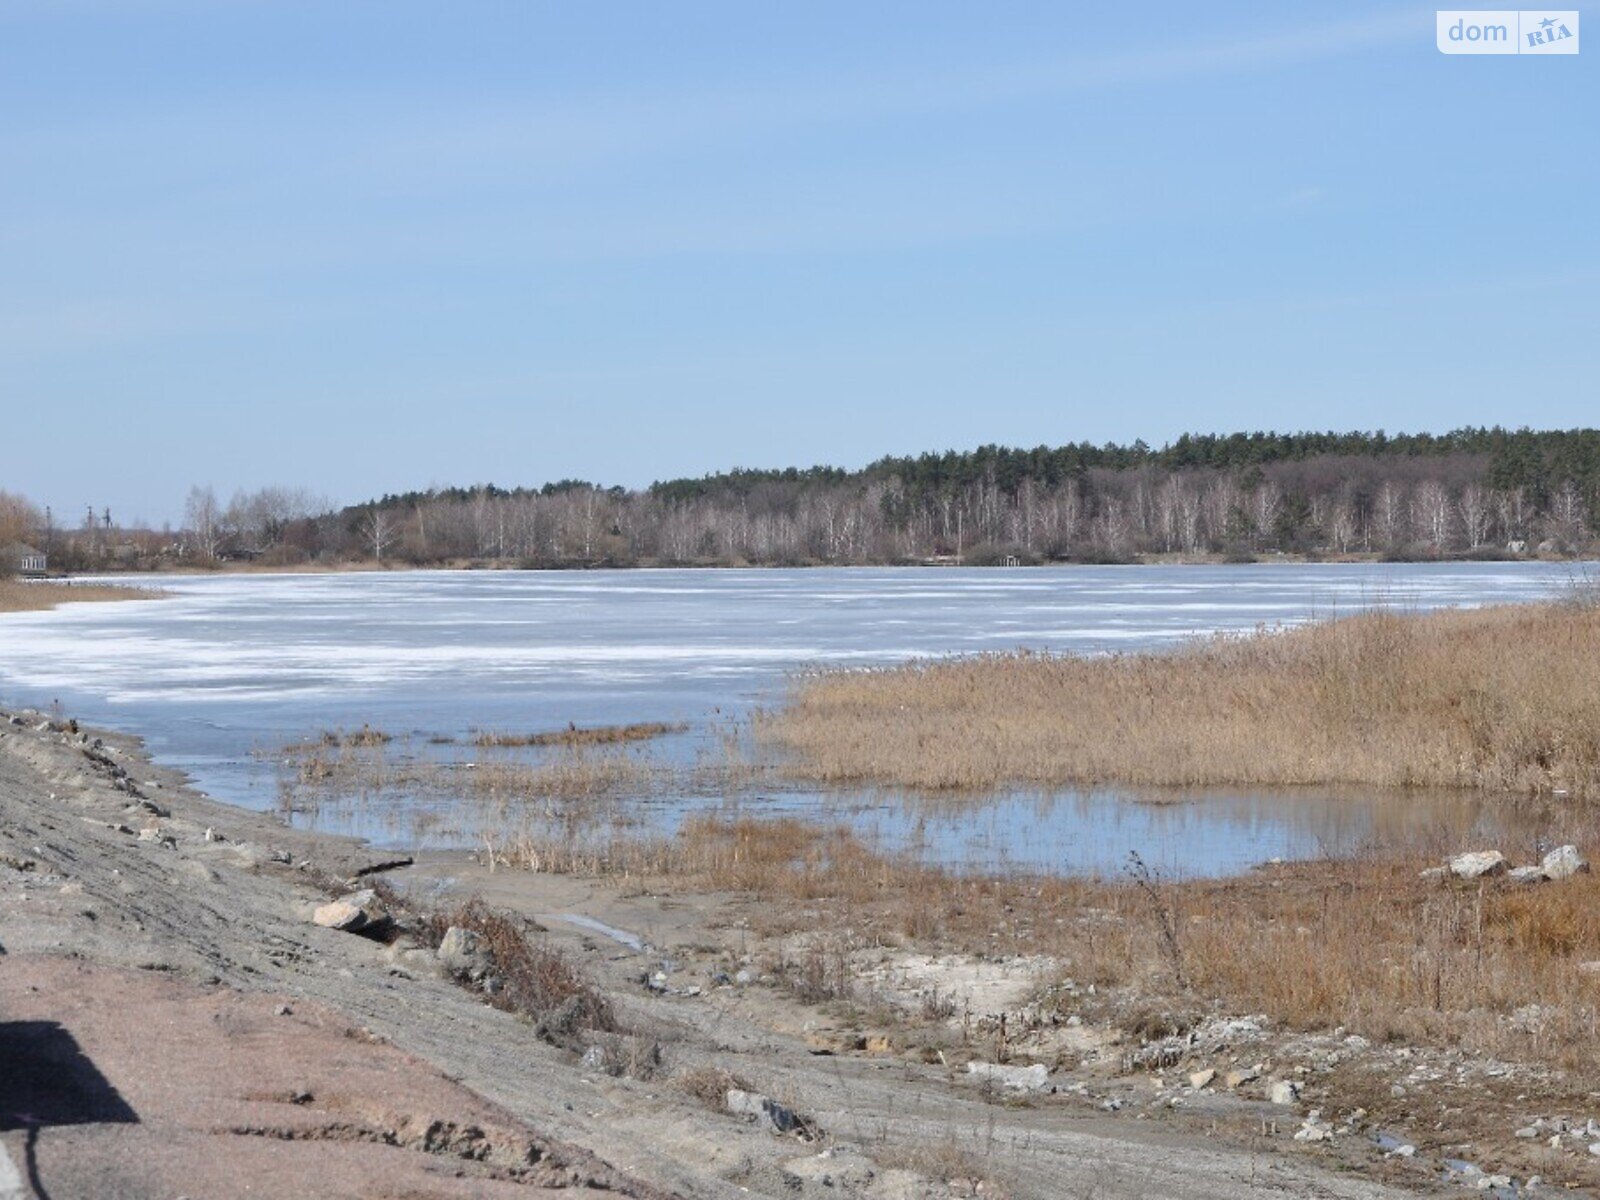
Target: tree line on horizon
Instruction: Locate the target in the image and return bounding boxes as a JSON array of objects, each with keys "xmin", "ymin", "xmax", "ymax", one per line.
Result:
[{"xmin": 6, "ymin": 427, "xmax": 1600, "ymax": 574}]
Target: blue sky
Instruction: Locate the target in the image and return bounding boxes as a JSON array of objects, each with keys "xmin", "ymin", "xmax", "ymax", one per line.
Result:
[{"xmin": 1, "ymin": 2, "xmax": 1594, "ymax": 524}]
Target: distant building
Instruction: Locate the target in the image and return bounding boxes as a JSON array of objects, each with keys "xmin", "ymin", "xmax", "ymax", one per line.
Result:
[{"xmin": 5, "ymin": 544, "xmax": 47, "ymax": 576}]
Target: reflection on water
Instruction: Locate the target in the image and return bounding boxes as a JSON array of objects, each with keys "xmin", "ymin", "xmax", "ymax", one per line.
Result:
[
  {"xmin": 273, "ymin": 744, "xmax": 1575, "ymax": 880},
  {"xmin": 0, "ymin": 563, "xmax": 1587, "ymax": 878}
]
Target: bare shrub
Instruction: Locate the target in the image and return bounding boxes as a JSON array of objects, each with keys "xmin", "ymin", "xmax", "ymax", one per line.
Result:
[{"xmin": 420, "ymin": 899, "xmax": 614, "ymax": 1040}]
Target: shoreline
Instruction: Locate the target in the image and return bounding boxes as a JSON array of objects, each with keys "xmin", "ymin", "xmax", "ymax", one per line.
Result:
[
  {"xmin": 4, "ymin": 703, "xmax": 1598, "ymax": 1196},
  {"xmin": 35, "ymin": 549, "xmax": 1596, "ymax": 579},
  {"xmin": 0, "ymin": 579, "xmax": 165, "ymax": 614}
]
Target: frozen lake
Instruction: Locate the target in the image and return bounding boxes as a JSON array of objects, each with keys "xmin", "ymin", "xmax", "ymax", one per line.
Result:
[{"xmin": 0, "ymin": 563, "xmax": 1582, "ymax": 876}]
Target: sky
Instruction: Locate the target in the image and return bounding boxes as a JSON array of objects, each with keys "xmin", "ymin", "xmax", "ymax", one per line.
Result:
[{"xmin": 1, "ymin": 2, "xmax": 1595, "ymax": 525}]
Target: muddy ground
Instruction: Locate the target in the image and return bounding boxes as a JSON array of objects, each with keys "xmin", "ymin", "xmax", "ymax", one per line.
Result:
[{"xmin": 0, "ymin": 707, "xmax": 1577, "ymax": 1198}]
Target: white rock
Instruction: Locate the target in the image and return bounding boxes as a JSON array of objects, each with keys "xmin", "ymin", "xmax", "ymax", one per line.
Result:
[
  {"xmin": 1449, "ymin": 851, "xmax": 1507, "ymax": 879},
  {"xmin": 1542, "ymin": 845, "xmax": 1589, "ymax": 880},
  {"xmin": 1418, "ymin": 866, "xmax": 1448, "ymax": 882},
  {"xmin": 1188, "ymin": 1068, "xmax": 1216, "ymax": 1090},
  {"xmin": 967, "ymin": 1061, "xmax": 1052, "ymax": 1093},
  {"xmin": 1507, "ymin": 865, "xmax": 1547, "ymax": 885},
  {"xmin": 1269, "ymin": 1080, "xmax": 1301, "ymax": 1105}
]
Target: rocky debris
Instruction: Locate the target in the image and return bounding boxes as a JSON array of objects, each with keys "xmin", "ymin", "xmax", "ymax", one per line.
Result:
[
  {"xmin": 965, "ymin": 1060, "xmax": 1052, "ymax": 1093},
  {"xmin": 1293, "ymin": 1109, "xmax": 1333, "ymax": 1142},
  {"xmin": 782, "ymin": 1150, "xmax": 877, "ymax": 1190},
  {"xmin": 726, "ymin": 1089, "xmax": 812, "ymax": 1138},
  {"xmin": 1450, "ymin": 851, "xmax": 1507, "ymax": 879},
  {"xmin": 1542, "ymin": 844, "xmax": 1589, "ymax": 880},
  {"xmin": 82, "ymin": 743, "xmax": 147, "ymax": 800},
  {"xmin": 1224, "ymin": 1066, "xmax": 1260, "ymax": 1089},
  {"xmin": 1188, "ymin": 1068, "xmax": 1216, "ymax": 1090},
  {"xmin": 1427, "ymin": 846, "xmax": 1588, "ymax": 885},
  {"xmin": 312, "ymin": 888, "xmax": 389, "ymax": 936},
  {"xmin": 1268, "ymin": 1080, "xmax": 1301, "ymax": 1106}
]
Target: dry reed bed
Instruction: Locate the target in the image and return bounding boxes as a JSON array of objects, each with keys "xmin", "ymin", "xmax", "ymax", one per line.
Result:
[
  {"xmin": 472, "ymin": 721, "xmax": 687, "ymax": 748},
  {"xmin": 498, "ymin": 816, "xmax": 1600, "ymax": 1074},
  {"xmin": 760, "ymin": 600, "xmax": 1600, "ymax": 797},
  {"xmin": 282, "ymin": 740, "xmax": 661, "ymax": 801},
  {"xmin": 0, "ymin": 579, "xmax": 162, "ymax": 613},
  {"xmin": 277, "ymin": 731, "xmax": 763, "ymax": 809}
]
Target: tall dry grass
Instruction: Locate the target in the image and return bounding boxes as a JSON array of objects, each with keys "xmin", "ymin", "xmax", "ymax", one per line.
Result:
[
  {"xmin": 0, "ymin": 579, "xmax": 162, "ymax": 613},
  {"xmin": 761, "ymin": 601, "xmax": 1600, "ymax": 797}
]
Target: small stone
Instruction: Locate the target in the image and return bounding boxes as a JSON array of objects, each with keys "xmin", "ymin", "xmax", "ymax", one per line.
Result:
[
  {"xmin": 1224, "ymin": 1067, "xmax": 1260, "ymax": 1089},
  {"xmin": 1507, "ymin": 865, "xmax": 1547, "ymax": 885},
  {"xmin": 1588, "ymin": 1142, "xmax": 1600, "ymax": 1156},
  {"xmin": 1418, "ymin": 866, "xmax": 1448, "ymax": 882},
  {"xmin": 1188, "ymin": 1068, "xmax": 1216, "ymax": 1090},
  {"xmin": 274, "ymin": 1004, "xmax": 293, "ymax": 1016},
  {"xmin": 727, "ymin": 1089, "xmax": 807, "ymax": 1136},
  {"xmin": 734, "ymin": 969, "xmax": 753, "ymax": 985}
]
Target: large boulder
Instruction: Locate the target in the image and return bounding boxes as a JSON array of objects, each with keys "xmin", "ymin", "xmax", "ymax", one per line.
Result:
[
  {"xmin": 1542, "ymin": 845, "xmax": 1589, "ymax": 880},
  {"xmin": 436, "ymin": 925, "xmax": 491, "ymax": 980},
  {"xmin": 1449, "ymin": 851, "xmax": 1506, "ymax": 880},
  {"xmin": 312, "ymin": 887, "xmax": 388, "ymax": 935}
]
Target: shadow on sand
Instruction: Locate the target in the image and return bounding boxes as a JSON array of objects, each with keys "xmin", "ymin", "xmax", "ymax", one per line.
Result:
[{"xmin": 0, "ymin": 1021, "xmax": 138, "ymax": 1200}]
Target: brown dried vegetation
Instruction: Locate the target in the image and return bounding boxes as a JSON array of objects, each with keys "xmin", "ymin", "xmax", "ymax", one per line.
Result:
[{"xmin": 761, "ymin": 600, "xmax": 1600, "ymax": 797}]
